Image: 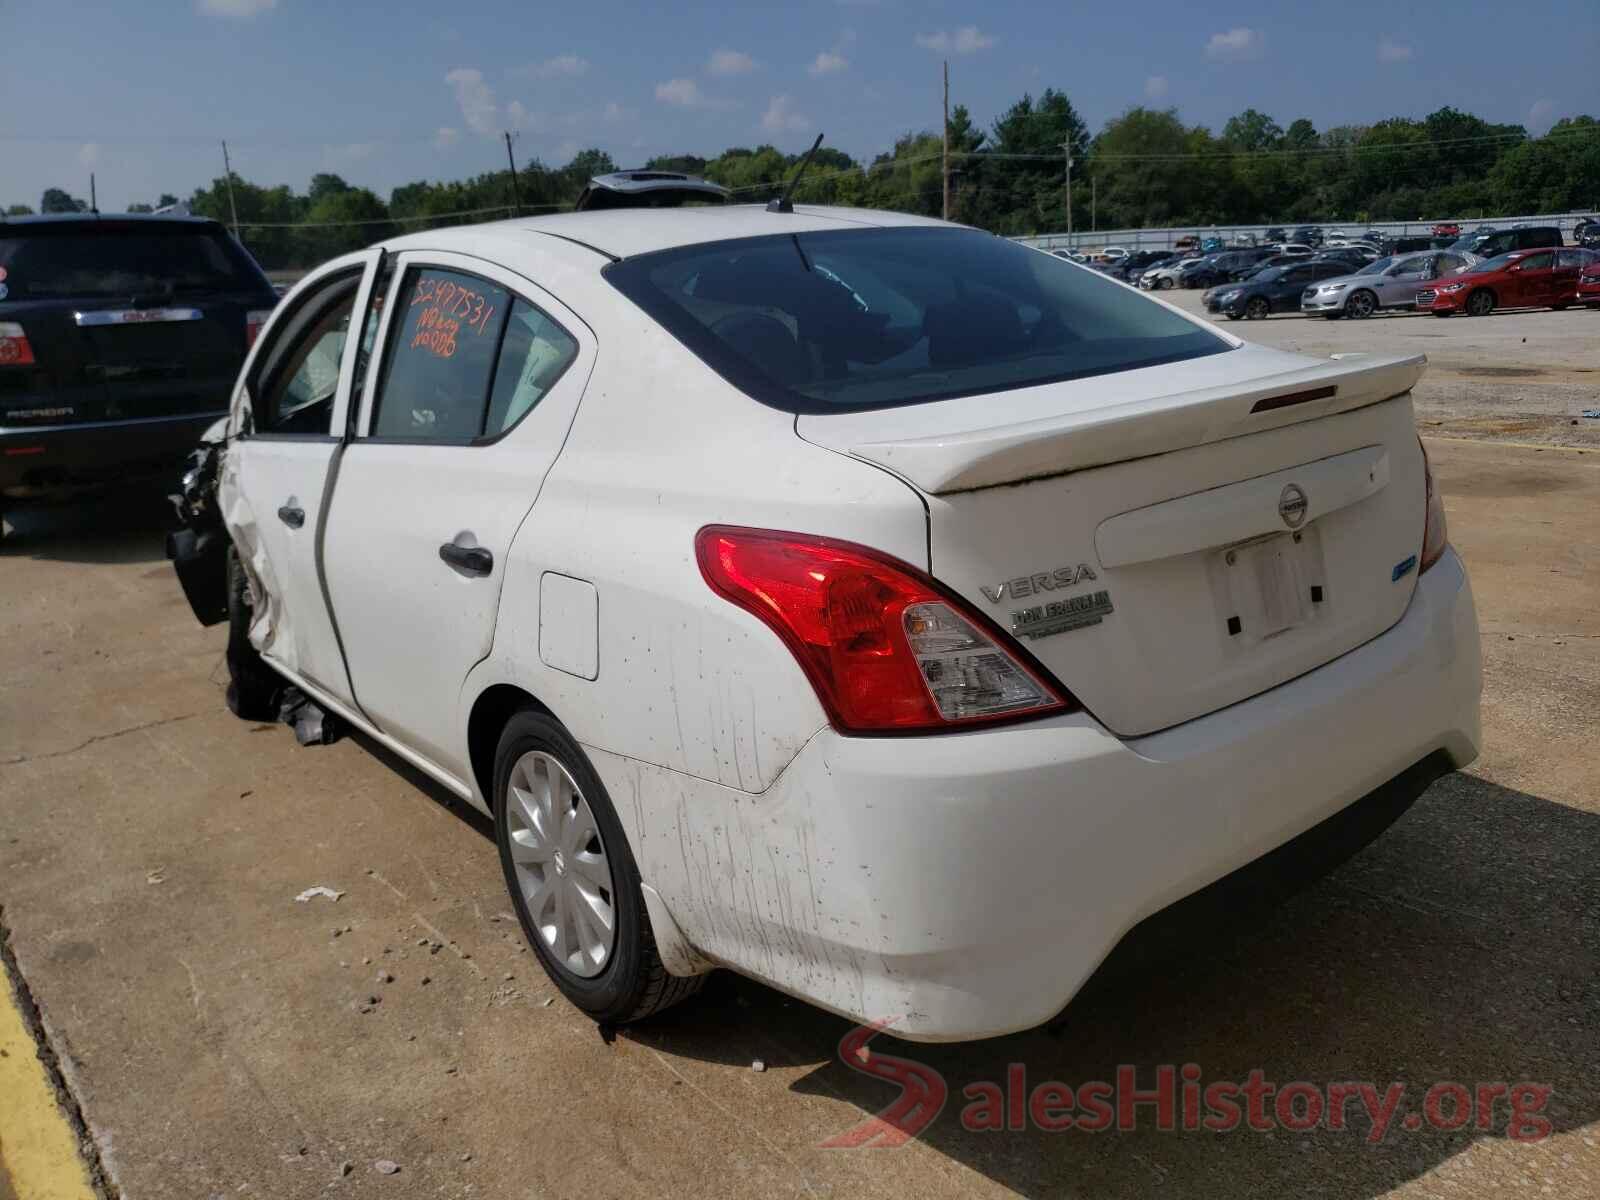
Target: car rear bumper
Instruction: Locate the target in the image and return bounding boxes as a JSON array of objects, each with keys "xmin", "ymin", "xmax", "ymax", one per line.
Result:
[
  {"xmin": 0, "ymin": 410, "xmax": 223, "ymax": 499},
  {"xmin": 598, "ymin": 548, "xmax": 1481, "ymax": 1041}
]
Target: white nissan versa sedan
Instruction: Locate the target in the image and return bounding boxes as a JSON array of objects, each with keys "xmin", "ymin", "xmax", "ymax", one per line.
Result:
[{"xmin": 170, "ymin": 206, "xmax": 1481, "ymax": 1042}]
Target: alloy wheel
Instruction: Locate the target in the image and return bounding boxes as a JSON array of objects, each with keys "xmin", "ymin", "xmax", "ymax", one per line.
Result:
[
  {"xmin": 504, "ymin": 750, "xmax": 616, "ymax": 977},
  {"xmin": 1467, "ymin": 290, "xmax": 1495, "ymax": 317},
  {"xmin": 1348, "ymin": 290, "xmax": 1376, "ymax": 318},
  {"xmin": 1246, "ymin": 297, "xmax": 1270, "ymax": 319}
]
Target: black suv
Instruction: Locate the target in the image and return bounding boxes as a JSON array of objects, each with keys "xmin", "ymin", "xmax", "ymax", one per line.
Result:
[
  {"xmin": 1448, "ymin": 225, "xmax": 1563, "ymax": 259},
  {"xmin": 0, "ymin": 214, "xmax": 276, "ymax": 531}
]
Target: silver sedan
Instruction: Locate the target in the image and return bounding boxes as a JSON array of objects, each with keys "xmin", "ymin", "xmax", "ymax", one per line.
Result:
[{"xmin": 1300, "ymin": 251, "xmax": 1475, "ymax": 318}]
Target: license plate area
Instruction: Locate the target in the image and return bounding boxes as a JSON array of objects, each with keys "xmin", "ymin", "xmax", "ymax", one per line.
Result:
[{"xmin": 1218, "ymin": 530, "xmax": 1325, "ymax": 645}]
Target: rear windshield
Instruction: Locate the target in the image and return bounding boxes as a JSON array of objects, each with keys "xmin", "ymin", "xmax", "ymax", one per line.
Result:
[
  {"xmin": 604, "ymin": 227, "xmax": 1230, "ymax": 413},
  {"xmin": 0, "ymin": 226, "xmax": 268, "ymax": 301}
]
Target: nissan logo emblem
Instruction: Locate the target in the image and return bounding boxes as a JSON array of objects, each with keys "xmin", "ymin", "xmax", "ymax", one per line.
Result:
[{"xmin": 1278, "ymin": 483, "xmax": 1309, "ymax": 529}]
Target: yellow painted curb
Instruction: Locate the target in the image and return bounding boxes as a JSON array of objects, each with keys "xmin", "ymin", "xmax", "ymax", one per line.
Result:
[{"xmin": 0, "ymin": 969, "xmax": 96, "ymax": 1200}]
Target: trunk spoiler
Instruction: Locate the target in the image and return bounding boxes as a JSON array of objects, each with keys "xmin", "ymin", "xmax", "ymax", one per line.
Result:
[{"xmin": 810, "ymin": 350, "xmax": 1426, "ymax": 496}]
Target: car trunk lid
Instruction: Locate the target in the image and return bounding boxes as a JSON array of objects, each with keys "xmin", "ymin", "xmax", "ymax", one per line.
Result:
[{"xmin": 798, "ymin": 345, "xmax": 1430, "ymax": 736}]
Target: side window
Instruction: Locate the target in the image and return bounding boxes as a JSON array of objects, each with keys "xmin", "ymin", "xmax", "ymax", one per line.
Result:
[
  {"xmin": 485, "ymin": 299, "xmax": 580, "ymax": 436},
  {"xmin": 250, "ymin": 271, "xmax": 360, "ymax": 436},
  {"xmin": 370, "ymin": 267, "xmax": 512, "ymax": 441},
  {"xmin": 368, "ymin": 266, "xmax": 579, "ymax": 443},
  {"xmin": 1518, "ymin": 252, "xmax": 1554, "ymax": 271},
  {"xmin": 1556, "ymin": 249, "xmax": 1585, "ymax": 269}
]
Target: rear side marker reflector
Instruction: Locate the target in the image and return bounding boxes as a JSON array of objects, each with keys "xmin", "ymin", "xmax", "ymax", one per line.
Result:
[
  {"xmin": 1249, "ymin": 385, "xmax": 1338, "ymax": 414},
  {"xmin": 696, "ymin": 526, "xmax": 1075, "ymax": 735}
]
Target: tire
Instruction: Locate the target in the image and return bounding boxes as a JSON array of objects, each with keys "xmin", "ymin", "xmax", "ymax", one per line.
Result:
[
  {"xmin": 1551, "ymin": 303, "xmax": 1569, "ymax": 312},
  {"xmin": 1466, "ymin": 289, "xmax": 1496, "ymax": 317},
  {"xmin": 494, "ymin": 709, "xmax": 703, "ymax": 1025},
  {"xmin": 1347, "ymin": 289, "xmax": 1378, "ymax": 319},
  {"xmin": 1245, "ymin": 296, "xmax": 1270, "ymax": 320},
  {"xmin": 225, "ymin": 545, "xmax": 281, "ymax": 720},
  {"xmin": 1157, "ymin": 277, "xmax": 1174, "ymax": 290}
]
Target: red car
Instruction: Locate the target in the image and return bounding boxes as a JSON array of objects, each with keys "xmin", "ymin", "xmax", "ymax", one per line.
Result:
[
  {"xmin": 1579, "ymin": 258, "xmax": 1600, "ymax": 308},
  {"xmin": 1417, "ymin": 247, "xmax": 1596, "ymax": 316},
  {"xmin": 1431, "ymin": 222, "xmax": 1461, "ymax": 237}
]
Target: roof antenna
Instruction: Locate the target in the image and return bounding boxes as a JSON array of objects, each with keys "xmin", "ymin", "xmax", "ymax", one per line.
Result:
[{"xmin": 768, "ymin": 133, "xmax": 825, "ymax": 214}]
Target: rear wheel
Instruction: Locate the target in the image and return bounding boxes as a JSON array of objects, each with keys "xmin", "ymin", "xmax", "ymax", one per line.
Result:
[
  {"xmin": 1347, "ymin": 289, "xmax": 1378, "ymax": 319},
  {"xmin": 494, "ymin": 710, "xmax": 703, "ymax": 1025},
  {"xmin": 1245, "ymin": 296, "xmax": 1270, "ymax": 320},
  {"xmin": 1466, "ymin": 289, "xmax": 1496, "ymax": 317}
]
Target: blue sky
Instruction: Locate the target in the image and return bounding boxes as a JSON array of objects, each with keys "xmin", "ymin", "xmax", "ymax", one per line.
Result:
[{"xmin": 3, "ymin": 0, "xmax": 1594, "ymax": 210}]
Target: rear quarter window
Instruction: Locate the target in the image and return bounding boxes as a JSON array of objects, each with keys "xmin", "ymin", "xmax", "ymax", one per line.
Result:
[{"xmin": 604, "ymin": 227, "xmax": 1230, "ymax": 414}]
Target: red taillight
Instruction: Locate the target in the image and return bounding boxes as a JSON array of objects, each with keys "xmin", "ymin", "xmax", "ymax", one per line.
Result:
[
  {"xmin": 245, "ymin": 309, "xmax": 272, "ymax": 348},
  {"xmin": 1419, "ymin": 439, "xmax": 1448, "ymax": 574},
  {"xmin": 695, "ymin": 526, "xmax": 1074, "ymax": 734},
  {"xmin": 0, "ymin": 322, "xmax": 35, "ymax": 366}
]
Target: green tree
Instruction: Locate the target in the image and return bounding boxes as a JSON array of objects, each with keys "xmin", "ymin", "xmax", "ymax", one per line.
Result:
[
  {"xmin": 5, "ymin": 204, "xmax": 34, "ymax": 216},
  {"xmin": 1221, "ymin": 109, "xmax": 1284, "ymax": 152},
  {"xmin": 41, "ymin": 188, "xmax": 86, "ymax": 213}
]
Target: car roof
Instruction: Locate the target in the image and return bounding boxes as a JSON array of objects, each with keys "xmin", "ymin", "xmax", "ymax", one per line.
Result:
[
  {"xmin": 381, "ymin": 203, "xmax": 949, "ymax": 262},
  {"xmin": 0, "ymin": 211, "xmax": 224, "ymax": 230}
]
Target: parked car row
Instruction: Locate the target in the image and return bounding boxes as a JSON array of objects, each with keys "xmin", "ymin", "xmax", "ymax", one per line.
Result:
[{"xmin": 1415, "ymin": 247, "xmax": 1598, "ymax": 317}]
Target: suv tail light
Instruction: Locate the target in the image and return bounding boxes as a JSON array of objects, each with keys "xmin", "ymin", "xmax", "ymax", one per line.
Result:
[
  {"xmin": 1419, "ymin": 439, "xmax": 1448, "ymax": 573},
  {"xmin": 0, "ymin": 322, "xmax": 36, "ymax": 366},
  {"xmin": 245, "ymin": 309, "xmax": 272, "ymax": 348},
  {"xmin": 696, "ymin": 526, "xmax": 1074, "ymax": 734}
]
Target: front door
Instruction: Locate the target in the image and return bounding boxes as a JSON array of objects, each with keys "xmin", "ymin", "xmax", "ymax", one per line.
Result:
[
  {"xmin": 1507, "ymin": 252, "xmax": 1556, "ymax": 307},
  {"xmin": 1377, "ymin": 255, "xmax": 1430, "ymax": 307},
  {"xmin": 228, "ymin": 251, "xmax": 382, "ymax": 704},
  {"xmin": 322, "ymin": 251, "xmax": 594, "ymax": 779}
]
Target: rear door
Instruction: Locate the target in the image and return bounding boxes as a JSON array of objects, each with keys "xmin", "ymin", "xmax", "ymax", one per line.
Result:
[
  {"xmin": 0, "ymin": 222, "xmax": 273, "ymax": 429},
  {"xmin": 322, "ymin": 251, "xmax": 593, "ymax": 777},
  {"xmin": 1553, "ymin": 249, "xmax": 1588, "ymax": 303},
  {"xmin": 229, "ymin": 250, "xmax": 383, "ymax": 704},
  {"xmin": 1377, "ymin": 255, "xmax": 1429, "ymax": 307}
]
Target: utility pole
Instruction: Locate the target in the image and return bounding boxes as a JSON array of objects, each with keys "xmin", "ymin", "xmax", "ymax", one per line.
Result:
[
  {"xmin": 503, "ymin": 131, "xmax": 523, "ymax": 217},
  {"xmin": 219, "ymin": 140, "xmax": 240, "ymax": 238},
  {"xmin": 89, "ymin": 172, "xmax": 97, "ymax": 214},
  {"xmin": 1060, "ymin": 141, "xmax": 1073, "ymax": 246},
  {"xmin": 1091, "ymin": 175, "xmax": 1096, "ymax": 234},
  {"xmin": 941, "ymin": 60, "xmax": 950, "ymax": 221}
]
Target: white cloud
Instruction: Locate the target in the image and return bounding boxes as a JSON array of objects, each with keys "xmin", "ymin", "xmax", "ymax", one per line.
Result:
[
  {"xmin": 197, "ymin": 0, "xmax": 277, "ymax": 17},
  {"xmin": 707, "ymin": 48, "xmax": 756, "ymax": 75},
  {"xmin": 914, "ymin": 27, "xmax": 996, "ymax": 55},
  {"xmin": 434, "ymin": 127, "xmax": 459, "ymax": 150},
  {"xmin": 518, "ymin": 54, "xmax": 589, "ymax": 80},
  {"xmin": 1528, "ymin": 98, "xmax": 1556, "ymax": 133},
  {"xmin": 445, "ymin": 67, "xmax": 499, "ymax": 135},
  {"xmin": 657, "ymin": 78, "xmax": 705, "ymax": 106},
  {"xmin": 761, "ymin": 94, "xmax": 810, "ymax": 133},
  {"xmin": 77, "ymin": 142, "xmax": 100, "ymax": 168},
  {"xmin": 1377, "ymin": 38, "xmax": 1413, "ymax": 63},
  {"xmin": 1205, "ymin": 27, "xmax": 1263, "ymax": 61},
  {"xmin": 1144, "ymin": 75, "xmax": 1169, "ymax": 100},
  {"xmin": 809, "ymin": 50, "xmax": 848, "ymax": 76}
]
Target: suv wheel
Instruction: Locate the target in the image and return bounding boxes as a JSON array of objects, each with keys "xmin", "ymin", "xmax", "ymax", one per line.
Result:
[{"xmin": 494, "ymin": 710, "xmax": 703, "ymax": 1025}]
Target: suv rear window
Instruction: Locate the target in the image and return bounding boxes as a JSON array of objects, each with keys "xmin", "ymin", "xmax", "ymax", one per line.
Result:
[
  {"xmin": 605, "ymin": 227, "xmax": 1229, "ymax": 414},
  {"xmin": 0, "ymin": 224, "xmax": 267, "ymax": 300}
]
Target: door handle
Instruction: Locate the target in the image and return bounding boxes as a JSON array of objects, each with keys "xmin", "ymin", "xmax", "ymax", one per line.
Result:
[
  {"xmin": 277, "ymin": 504, "xmax": 305, "ymax": 529},
  {"xmin": 439, "ymin": 543, "xmax": 493, "ymax": 576}
]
